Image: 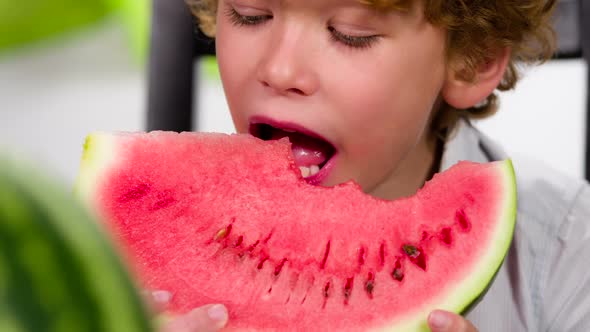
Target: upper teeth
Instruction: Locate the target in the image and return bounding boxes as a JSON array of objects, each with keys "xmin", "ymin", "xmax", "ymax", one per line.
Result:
[{"xmin": 299, "ymin": 165, "xmax": 320, "ymax": 178}]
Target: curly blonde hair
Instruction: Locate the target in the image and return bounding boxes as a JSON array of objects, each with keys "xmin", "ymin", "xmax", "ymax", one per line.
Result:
[{"xmin": 186, "ymin": 0, "xmax": 557, "ymax": 135}]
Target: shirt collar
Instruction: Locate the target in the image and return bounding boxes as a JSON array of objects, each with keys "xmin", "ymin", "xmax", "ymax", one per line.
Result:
[{"xmin": 440, "ymin": 119, "xmax": 508, "ymax": 172}]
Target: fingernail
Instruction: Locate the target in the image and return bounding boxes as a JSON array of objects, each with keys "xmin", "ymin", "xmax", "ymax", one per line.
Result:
[
  {"xmin": 151, "ymin": 290, "xmax": 172, "ymax": 304},
  {"xmin": 208, "ymin": 304, "xmax": 228, "ymax": 323},
  {"xmin": 429, "ymin": 310, "xmax": 451, "ymax": 329}
]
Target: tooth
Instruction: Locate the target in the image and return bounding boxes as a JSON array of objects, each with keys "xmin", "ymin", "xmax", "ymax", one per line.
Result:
[
  {"xmin": 310, "ymin": 165, "xmax": 320, "ymax": 176},
  {"xmin": 299, "ymin": 166, "xmax": 311, "ymax": 178}
]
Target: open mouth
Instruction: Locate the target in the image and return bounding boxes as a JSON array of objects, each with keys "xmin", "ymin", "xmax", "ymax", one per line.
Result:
[{"xmin": 249, "ymin": 121, "xmax": 336, "ymax": 184}]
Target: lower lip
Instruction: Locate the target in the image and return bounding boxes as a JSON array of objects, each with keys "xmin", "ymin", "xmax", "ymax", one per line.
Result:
[{"xmin": 304, "ymin": 154, "xmax": 337, "ymax": 185}]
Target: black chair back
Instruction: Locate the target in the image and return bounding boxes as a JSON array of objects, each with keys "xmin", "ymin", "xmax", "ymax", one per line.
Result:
[{"xmin": 146, "ymin": 0, "xmax": 214, "ymax": 132}]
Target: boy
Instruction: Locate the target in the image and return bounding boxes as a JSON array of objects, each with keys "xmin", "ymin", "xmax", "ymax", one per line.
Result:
[{"xmin": 151, "ymin": 0, "xmax": 590, "ymax": 331}]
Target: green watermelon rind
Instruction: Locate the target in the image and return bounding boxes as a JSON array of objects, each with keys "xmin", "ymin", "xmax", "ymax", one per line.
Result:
[
  {"xmin": 455, "ymin": 159, "xmax": 517, "ymax": 314},
  {"xmin": 77, "ymin": 133, "xmax": 518, "ymax": 332},
  {"xmin": 457, "ymin": 160, "xmax": 517, "ymax": 316},
  {"xmin": 0, "ymin": 154, "xmax": 152, "ymax": 332}
]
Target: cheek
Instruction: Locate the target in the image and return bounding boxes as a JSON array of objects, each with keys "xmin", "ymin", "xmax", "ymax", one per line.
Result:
[
  {"xmin": 216, "ymin": 25, "xmax": 256, "ymax": 132},
  {"xmin": 216, "ymin": 10, "xmax": 259, "ymax": 93},
  {"xmin": 329, "ymin": 64, "xmax": 436, "ymax": 141},
  {"xmin": 216, "ymin": 29, "xmax": 246, "ymax": 91},
  {"xmin": 324, "ymin": 52, "xmax": 445, "ymax": 174},
  {"xmin": 369, "ymin": 58, "xmax": 443, "ymax": 131}
]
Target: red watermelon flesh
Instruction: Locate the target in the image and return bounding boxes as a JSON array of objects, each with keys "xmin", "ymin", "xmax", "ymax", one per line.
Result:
[{"xmin": 76, "ymin": 131, "xmax": 516, "ymax": 331}]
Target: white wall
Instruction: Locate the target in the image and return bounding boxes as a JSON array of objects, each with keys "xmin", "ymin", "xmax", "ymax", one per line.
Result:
[
  {"xmin": 0, "ymin": 22, "xmax": 587, "ymax": 186},
  {"xmin": 475, "ymin": 60, "xmax": 587, "ymax": 179},
  {"xmin": 0, "ymin": 23, "xmax": 146, "ymax": 184}
]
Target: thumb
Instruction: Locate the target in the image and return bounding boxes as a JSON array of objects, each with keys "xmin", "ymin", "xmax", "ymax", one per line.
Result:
[
  {"xmin": 428, "ymin": 310, "xmax": 478, "ymax": 332},
  {"xmin": 161, "ymin": 304, "xmax": 229, "ymax": 332}
]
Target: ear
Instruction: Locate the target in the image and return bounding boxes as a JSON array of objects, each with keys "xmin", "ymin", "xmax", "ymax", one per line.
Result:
[{"xmin": 441, "ymin": 48, "xmax": 511, "ymax": 109}]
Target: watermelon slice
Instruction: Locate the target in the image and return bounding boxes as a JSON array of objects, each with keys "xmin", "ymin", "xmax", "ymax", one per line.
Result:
[{"xmin": 76, "ymin": 131, "xmax": 516, "ymax": 332}]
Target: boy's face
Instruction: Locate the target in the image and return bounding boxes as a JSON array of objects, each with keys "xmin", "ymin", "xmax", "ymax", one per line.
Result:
[{"xmin": 216, "ymin": 0, "xmax": 449, "ymax": 200}]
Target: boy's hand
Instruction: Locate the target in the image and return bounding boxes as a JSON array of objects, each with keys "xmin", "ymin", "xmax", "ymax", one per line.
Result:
[
  {"xmin": 146, "ymin": 292, "xmax": 475, "ymax": 332},
  {"xmin": 160, "ymin": 304, "xmax": 228, "ymax": 332},
  {"xmin": 144, "ymin": 290, "xmax": 229, "ymax": 332},
  {"xmin": 428, "ymin": 310, "xmax": 478, "ymax": 332}
]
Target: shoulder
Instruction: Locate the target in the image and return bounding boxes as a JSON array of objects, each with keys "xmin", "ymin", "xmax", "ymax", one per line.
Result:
[
  {"xmin": 513, "ymin": 157, "xmax": 589, "ymax": 239},
  {"xmin": 476, "ymin": 125, "xmax": 589, "ymax": 245},
  {"xmin": 514, "ymin": 160, "xmax": 590, "ymax": 329}
]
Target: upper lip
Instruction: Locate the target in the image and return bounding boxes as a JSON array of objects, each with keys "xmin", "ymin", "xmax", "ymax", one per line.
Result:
[{"xmin": 248, "ymin": 115, "xmax": 336, "ymax": 150}]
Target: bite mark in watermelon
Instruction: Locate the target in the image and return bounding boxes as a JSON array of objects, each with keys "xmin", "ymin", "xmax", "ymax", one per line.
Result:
[{"xmin": 76, "ymin": 131, "xmax": 517, "ymax": 332}]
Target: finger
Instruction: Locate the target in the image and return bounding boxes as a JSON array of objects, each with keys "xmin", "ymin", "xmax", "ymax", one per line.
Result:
[
  {"xmin": 428, "ymin": 310, "xmax": 478, "ymax": 332},
  {"xmin": 141, "ymin": 290, "xmax": 173, "ymax": 314},
  {"xmin": 161, "ymin": 304, "xmax": 228, "ymax": 332}
]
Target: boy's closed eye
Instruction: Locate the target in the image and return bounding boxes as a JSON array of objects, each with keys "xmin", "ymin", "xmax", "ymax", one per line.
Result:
[
  {"xmin": 225, "ymin": 4, "xmax": 382, "ymax": 49},
  {"xmin": 225, "ymin": 4, "xmax": 271, "ymax": 26}
]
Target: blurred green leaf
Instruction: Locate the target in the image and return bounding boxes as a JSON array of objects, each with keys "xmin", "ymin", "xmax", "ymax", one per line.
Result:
[{"xmin": 0, "ymin": 0, "xmax": 150, "ymax": 63}]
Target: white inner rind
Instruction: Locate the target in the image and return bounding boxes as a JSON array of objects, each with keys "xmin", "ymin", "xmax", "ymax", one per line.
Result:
[
  {"xmin": 75, "ymin": 133, "xmax": 117, "ymax": 211},
  {"xmin": 371, "ymin": 160, "xmax": 517, "ymax": 332}
]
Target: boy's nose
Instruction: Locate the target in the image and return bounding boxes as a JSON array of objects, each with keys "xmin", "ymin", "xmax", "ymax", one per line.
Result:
[{"xmin": 256, "ymin": 29, "xmax": 319, "ymax": 97}]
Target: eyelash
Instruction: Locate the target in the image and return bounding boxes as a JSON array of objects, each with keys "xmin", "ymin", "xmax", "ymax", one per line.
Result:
[
  {"xmin": 327, "ymin": 26, "xmax": 378, "ymax": 49},
  {"xmin": 225, "ymin": 7, "xmax": 380, "ymax": 50},
  {"xmin": 226, "ymin": 7, "xmax": 271, "ymax": 26}
]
